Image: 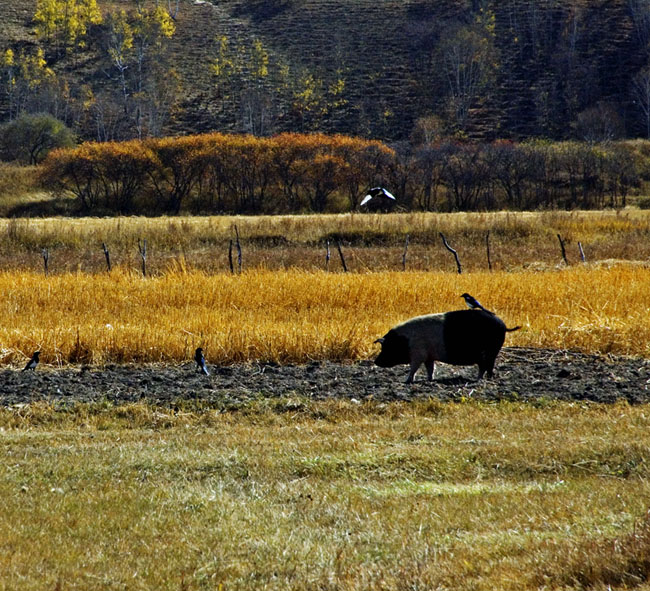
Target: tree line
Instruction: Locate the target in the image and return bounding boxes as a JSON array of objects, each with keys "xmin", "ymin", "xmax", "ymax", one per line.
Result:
[{"xmin": 41, "ymin": 132, "xmax": 640, "ymax": 215}]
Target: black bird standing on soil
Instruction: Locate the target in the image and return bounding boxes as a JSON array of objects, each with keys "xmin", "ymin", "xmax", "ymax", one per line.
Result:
[
  {"xmin": 460, "ymin": 293, "xmax": 492, "ymax": 313},
  {"xmin": 22, "ymin": 351, "xmax": 40, "ymax": 371},
  {"xmin": 194, "ymin": 347, "xmax": 209, "ymax": 376}
]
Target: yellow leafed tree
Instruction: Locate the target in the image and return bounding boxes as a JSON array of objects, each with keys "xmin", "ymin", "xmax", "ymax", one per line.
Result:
[{"xmin": 34, "ymin": 0, "xmax": 102, "ymax": 51}]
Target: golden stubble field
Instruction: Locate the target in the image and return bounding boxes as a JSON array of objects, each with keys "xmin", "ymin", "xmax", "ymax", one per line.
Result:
[
  {"xmin": 1, "ymin": 210, "xmax": 649, "ymax": 366},
  {"xmin": 0, "ymin": 264, "xmax": 649, "ymax": 366}
]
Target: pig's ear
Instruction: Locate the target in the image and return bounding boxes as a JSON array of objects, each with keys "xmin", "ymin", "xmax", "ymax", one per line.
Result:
[{"xmin": 374, "ymin": 338, "xmax": 385, "ymax": 344}]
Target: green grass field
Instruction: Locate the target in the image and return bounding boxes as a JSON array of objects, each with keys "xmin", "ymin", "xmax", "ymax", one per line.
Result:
[{"xmin": 1, "ymin": 399, "xmax": 649, "ymax": 590}]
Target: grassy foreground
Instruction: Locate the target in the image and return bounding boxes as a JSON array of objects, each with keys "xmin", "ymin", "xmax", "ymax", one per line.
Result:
[
  {"xmin": 1, "ymin": 264, "xmax": 649, "ymax": 366},
  {"xmin": 0, "ymin": 399, "xmax": 649, "ymax": 590}
]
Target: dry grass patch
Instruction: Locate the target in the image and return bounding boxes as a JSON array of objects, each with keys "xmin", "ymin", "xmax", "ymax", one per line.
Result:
[
  {"xmin": 0, "ymin": 399, "xmax": 649, "ymax": 590},
  {"xmin": 0, "ymin": 210, "xmax": 649, "ymax": 273}
]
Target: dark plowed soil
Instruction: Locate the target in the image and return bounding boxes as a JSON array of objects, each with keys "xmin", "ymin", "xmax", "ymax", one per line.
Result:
[{"xmin": 1, "ymin": 348, "xmax": 649, "ymax": 408}]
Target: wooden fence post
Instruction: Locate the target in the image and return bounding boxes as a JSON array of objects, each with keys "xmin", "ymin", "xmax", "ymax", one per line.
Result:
[
  {"xmin": 138, "ymin": 238, "xmax": 147, "ymax": 277},
  {"xmin": 578, "ymin": 241, "xmax": 586, "ymax": 263},
  {"xmin": 233, "ymin": 224, "xmax": 242, "ymax": 273},
  {"xmin": 336, "ymin": 239, "xmax": 348, "ymax": 272},
  {"xmin": 402, "ymin": 234, "xmax": 410, "ymax": 271},
  {"xmin": 228, "ymin": 240, "xmax": 234, "ymax": 274},
  {"xmin": 557, "ymin": 234, "xmax": 568, "ymax": 265},
  {"xmin": 485, "ymin": 230, "xmax": 492, "ymax": 271},
  {"xmin": 325, "ymin": 239, "xmax": 331, "ymax": 271},
  {"xmin": 440, "ymin": 233, "xmax": 462, "ymax": 274},
  {"xmin": 41, "ymin": 248, "xmax": 49, "ymax": 277},
  {"xmin": 102, "ymin": 242, "xmax": 111, "ymax": 273}
]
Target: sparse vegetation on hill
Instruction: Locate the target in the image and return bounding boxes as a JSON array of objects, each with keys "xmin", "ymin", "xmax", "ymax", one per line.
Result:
[{"xmin": 2, "ymin": 0, "xmax": 650, "ymax": 142}]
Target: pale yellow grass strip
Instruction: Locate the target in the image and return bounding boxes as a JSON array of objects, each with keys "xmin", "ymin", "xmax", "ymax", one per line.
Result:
[
  {"xmin": 0, "ymin": 265, "xmax": 648, "ymax": 365},
  {"xmin": 1, "ymin": 209, "xmax": 648, "ymax": 245},
  {"xmin": 1, "ymin": 400, "xmax": 650, "ymax": 590}
]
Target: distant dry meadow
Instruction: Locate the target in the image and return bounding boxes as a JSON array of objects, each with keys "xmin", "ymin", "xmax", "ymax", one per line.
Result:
[{"xmin": 0, "ymin": 210, "xmax": 649, "ymax": 273}]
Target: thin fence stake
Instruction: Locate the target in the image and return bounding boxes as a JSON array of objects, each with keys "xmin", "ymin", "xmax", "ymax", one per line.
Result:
[
  {"xmin": 486, "ymin": 230, "xmax": 492, "ymax": 271},
  {"xmin": 138, "ymin": 238, "xmax": 147, "ymax": 277},
  {"xmin": 228, "ymin": 240, "xmax": 234, "ymax": 274},
  {"xmin": 102, "ymin": 242, "xmax": 111, "ymax": 272},
  {"xmin": 336, "ymin": 239, "xmax": 348, "ymax": 272},
  {"xmin": 402, "ymin": 234, "xmax": 410, "ymax": 271},
  {"xmin": 439, "ymin": 232, "xmax": 462, "ymax": 274},
  {"xmin": 41, "ymin": 248, "xmax": 49, "ymax": 277},
  {"xmin": 557, "ymin": 233, "xmax": 568, "ymax": 265},
  {"xmin": 234, "ymin": 224, "xmax": 242, "ymax": 273},
  {"xmin": 578, "ymin": 241, "xmax": 586, "ymax": 263},
  {"xmin": 325, "ymin": 239, "xmax": 331, "ymax": 271}
]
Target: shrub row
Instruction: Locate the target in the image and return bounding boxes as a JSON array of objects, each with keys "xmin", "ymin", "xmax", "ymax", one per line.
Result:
[
  {"xmin": 41, "ymin": 133, "xmax": 640, "ymax": 215},
  {"xmin": 41, "ymin": 133, "xmax": 393, "ymax": 214}
]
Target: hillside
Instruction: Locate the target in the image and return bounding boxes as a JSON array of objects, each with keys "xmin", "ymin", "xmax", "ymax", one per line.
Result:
[
  {"xmin": 0, "ymin": 0, "xmax": 648, "ymax": 142},
  {"xmin": 152, "ymin": 0, "xmax": 466, "ymax": 139}
]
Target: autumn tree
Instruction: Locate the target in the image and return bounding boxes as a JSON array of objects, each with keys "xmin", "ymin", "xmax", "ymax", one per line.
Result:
[
  {"xmin": 439, "ymin": 142, "xmax": 491, "ymax": 210},
  {"xmin": 0, "ymin": 49, "xmax": 58, "ymax": 118},
  {"xmin": 210, "ymin": 34, "xmax": 347, "ymax": 136},
  {"xmin": 33, "ymin": 0, "xmax": 102, "ymax": 54},
  {"xmin": 102, "ymin": 3, "xmax": 177, "ymax": 140},
  {"xmin": 289, "ymin": 69, "xmax": 347, "ymax": 133},
  {"xmin": 43, "ymin": 140, "xmax": 156, "ymax": 212},
  {"xmin": 573, "ymin": 102, "xmax": 624, "ymax": 144},
  {"xmin": 211, "ymin": 35, "xmax": 238, "ymax": 114},
  {"xmin": 1, "ymin": 50, "xmax": 17, "ymax": 120},
  {"xmin": 105, "ymin": 10, "xmax": 132, "ymax": 117},
  {"xmin": 131, "ymin": 2, "xmax": 175, "ymax": 137},
  {"xmin": 411, "ymin": 144, "xmax": 446, "ymax": 211},
  {"xmin": 146, "ymin": 136, "xmax": 208, "ymax": 213},
  {"xmin": 302, "ymin": 153, "xmax": 346, "ymax": 212},
  {"xmin": 211, "ymin": 35, "xmax": 289, "ymax": 135}
]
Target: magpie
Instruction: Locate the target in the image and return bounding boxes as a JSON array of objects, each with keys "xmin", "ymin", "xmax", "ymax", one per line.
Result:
[
  {"xmin": 460, "ymin": 293, "xmax": 491, "ymax": 313},
  {"xmin": 360, "ymin": 187, "xmax": 396, "ymax": 208},
  {"xmin": 22, "ymin": 351, "xmax": 40, "ymax": 371},
  {"xmin": 194, "ymin": 347, "xmax": 209, "ymax": 376}
]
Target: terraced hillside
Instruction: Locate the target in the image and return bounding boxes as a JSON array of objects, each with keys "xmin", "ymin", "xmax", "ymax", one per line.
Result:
[
  {"xmin": 213, "ymin": 1, "xmax": 463, "ymax": 137},
  {"xmin": 166, "ymin": 0, "xmax": 466, "ymax": 138},
  {"xmin": 0, "ymin": 0, "xmax": 647, "ymax": 141}
]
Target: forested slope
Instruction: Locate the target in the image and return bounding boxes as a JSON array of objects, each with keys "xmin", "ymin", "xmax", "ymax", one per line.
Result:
[{"xmin": 1, "ymin": 0, "xmax": 649, "ymax": 142}]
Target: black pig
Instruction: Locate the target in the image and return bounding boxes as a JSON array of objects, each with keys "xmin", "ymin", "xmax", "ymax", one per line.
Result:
[{"xmin": 374, "ymin": 309, "xmax": 520, "ymax": 383}]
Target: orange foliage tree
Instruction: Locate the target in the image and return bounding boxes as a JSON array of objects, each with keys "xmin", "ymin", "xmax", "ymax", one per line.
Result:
[{"xmin": 43, "ymin": 139, "xmax": 156, "ymax": 213}]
